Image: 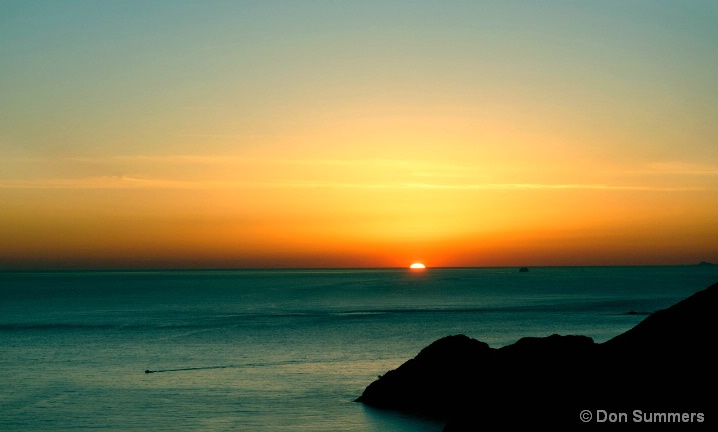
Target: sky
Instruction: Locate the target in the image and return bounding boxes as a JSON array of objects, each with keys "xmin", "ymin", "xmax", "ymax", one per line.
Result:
[{"xmin": 1, "ymin": 0, "xmax": 717, "ymax": 270}]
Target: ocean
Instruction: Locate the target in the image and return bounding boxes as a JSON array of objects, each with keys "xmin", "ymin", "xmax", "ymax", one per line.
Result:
[{"xmin": 2, "ymin": 266, "xmax": 717, "ymax": 431}]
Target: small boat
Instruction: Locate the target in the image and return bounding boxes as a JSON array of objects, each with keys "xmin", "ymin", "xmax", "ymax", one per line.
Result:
[{"xmin": 519, "ymin": 267, "xmax": 529, "ymax": 273}]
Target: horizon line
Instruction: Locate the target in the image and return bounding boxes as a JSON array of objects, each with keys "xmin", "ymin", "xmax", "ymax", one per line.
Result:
[{"xmin": 1, "ymin": 262, "xmax": 714, "ymax": 273}]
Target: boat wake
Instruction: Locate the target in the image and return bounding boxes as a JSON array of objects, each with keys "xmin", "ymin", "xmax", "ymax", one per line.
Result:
[{"xmin": 144, "ymin": 365, "xmax": 231, "ymax": 374}]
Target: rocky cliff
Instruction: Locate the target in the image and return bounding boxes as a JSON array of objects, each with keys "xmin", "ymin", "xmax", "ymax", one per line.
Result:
[{"xmin": 356, "ymin": 282, "xmax": 718, "ymax": 428}]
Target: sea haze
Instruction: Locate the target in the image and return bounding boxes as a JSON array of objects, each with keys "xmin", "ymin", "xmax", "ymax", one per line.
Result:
[{"xmin": 2, "ymin": 266, "xmax": 717, "ymax": 431}]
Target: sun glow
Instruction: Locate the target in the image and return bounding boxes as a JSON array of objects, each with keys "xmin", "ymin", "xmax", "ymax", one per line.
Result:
[{"xmin": 0, "ymin": 2, "xmax": 715, "ymax": 272}]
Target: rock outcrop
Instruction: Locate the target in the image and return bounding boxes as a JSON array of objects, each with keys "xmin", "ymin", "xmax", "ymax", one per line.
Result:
[{"xmin": 356, "ymin": 282, "xmax": 718, "ymax": 428}]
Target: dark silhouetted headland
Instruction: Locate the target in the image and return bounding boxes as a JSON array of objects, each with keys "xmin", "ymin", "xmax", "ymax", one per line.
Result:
[{"xmin": 356, "ymin": 282, "xmax": 718, "ymax": 429}]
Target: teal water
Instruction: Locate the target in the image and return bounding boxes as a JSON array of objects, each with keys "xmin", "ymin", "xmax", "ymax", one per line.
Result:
[{"xmin": 2, "ymin": 266, "xmax": 717, "ymax": 431}]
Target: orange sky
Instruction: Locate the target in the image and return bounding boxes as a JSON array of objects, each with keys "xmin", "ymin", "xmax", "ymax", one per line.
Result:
[{"xmin": 1, "ymin": 1, "xmax": 717, "ymax": 269}]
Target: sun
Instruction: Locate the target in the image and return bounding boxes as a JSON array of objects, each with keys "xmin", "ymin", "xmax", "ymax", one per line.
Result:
[{"xmin": 409, "ymin": 263, "xmax": 426, "ymax": 269}]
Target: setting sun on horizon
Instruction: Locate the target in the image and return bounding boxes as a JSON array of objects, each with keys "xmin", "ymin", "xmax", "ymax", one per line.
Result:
[{"xmin": 1, "ymin": 1, "xmax": 716, "ymax": 270}]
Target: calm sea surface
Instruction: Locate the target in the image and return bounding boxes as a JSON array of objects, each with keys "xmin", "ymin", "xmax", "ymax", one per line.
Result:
[{"xmin": 2, "ymin": 266, "xmax": 717, "ymax": 431}]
